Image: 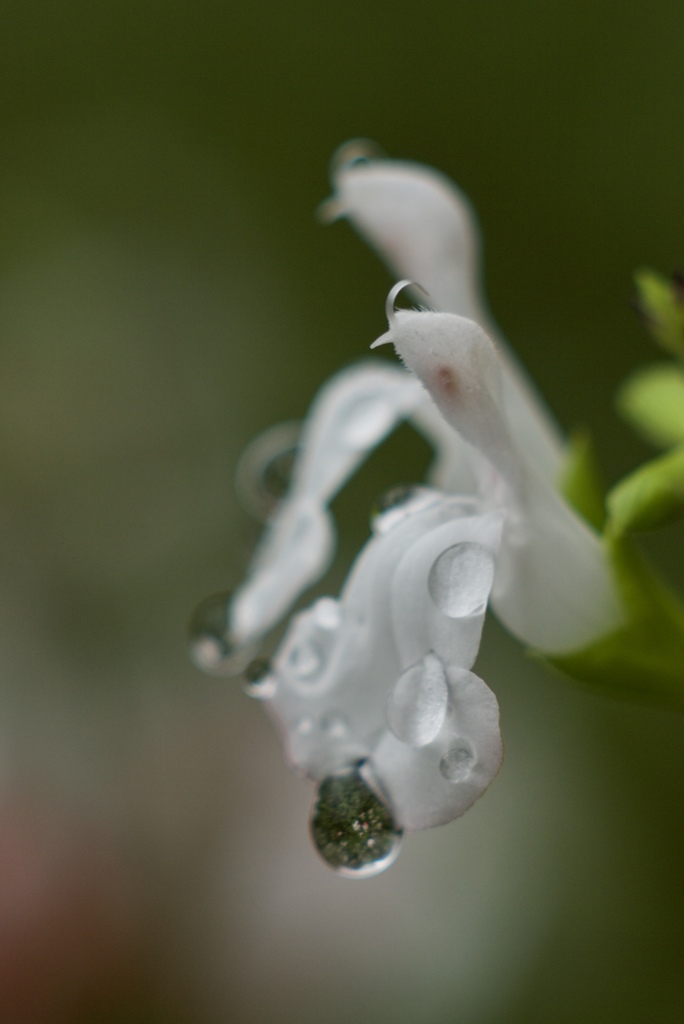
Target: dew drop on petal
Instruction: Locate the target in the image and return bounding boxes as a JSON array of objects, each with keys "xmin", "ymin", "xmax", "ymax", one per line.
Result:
[
  {"xmin": 310, "ymin": 768, "xmax": 402, "ymax": 877},
  {"xmin": 234, "ymin": 421, "xmax": 300, "ymax": 521},
  {"xmin": 428, "ymin": 542, "xmax": 495, "ymax": 619},
  {"xmin": 243, "ymin": 657, "xmax": 277, "ymax": 699},
  {"xmin": 288, "ymin": 641, "xmax": 323, "ymax": 680},
  {"xmin": 386, "ymin": 653, "xmax": 448, "ymax": 748},
  {"xmin": 321, "ymin": 713, "xmax": 348, "ymax": 739},
  {"xmin": 296, "ymin": 716, "xmax": 315, "ymax": 736},
  {"xmin": 187, "ymin": 592, "xmax": 254, "ymax": 677},
  {"xmin": 439, "ymin": 744, "xmax": 475, "ymax": 783},
  {"xmin": 370, "ymin": 484, "xmax": 436, "ymax": 534}
]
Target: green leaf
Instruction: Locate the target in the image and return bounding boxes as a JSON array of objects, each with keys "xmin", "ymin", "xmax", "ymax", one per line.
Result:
[
  {"xmin": 606, "ymin": 445, "xmax": 684, "ymax": 535},
  {"xmin": 558, "ymin": 429, "xmax": 606, "ymax": 530},
  {"xmin": 617, "ymin": 363, "xmax": 684, "ymax": 448},
  {"xmin": 634, "ymin": 268, "xmax": 684, "ymax": 359},
  {"xmin": 543, "ymin": 534, "xmax": 684, "ymax": 707}
]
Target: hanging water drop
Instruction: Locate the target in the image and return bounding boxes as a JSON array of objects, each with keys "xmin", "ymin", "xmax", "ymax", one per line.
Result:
[
  {"xmin": 439, "ymin": 744, "xmax": 475, "ymax": 783},
  {"xmin": 187, "ymin": 591, "xmax": 253, "ymax": 677},
  {"xmin": 310, "ymin": 767, "xmax": 402, "ymax": 877},
  {"xmin": 428, "ymin": 542, "xmax": 495, "ymax": 619},
  {"xmin": 386, "ymin": 652, "xmax": 448, "ymax": 747},
  {"xmin": 243, "ymin": 657, "xmax": 277, "ymax": 699}
]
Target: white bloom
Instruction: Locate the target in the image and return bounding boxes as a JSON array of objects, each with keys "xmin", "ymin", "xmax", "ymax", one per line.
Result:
[{"xmin": 190, "ymin": 142, "xmax": 625, "ymax": 876}]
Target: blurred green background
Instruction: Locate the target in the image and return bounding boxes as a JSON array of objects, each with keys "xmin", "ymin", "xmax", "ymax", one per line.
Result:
[{"xmin": 0, "ymin": 1, "xmax": 682, "ymax": 1021}]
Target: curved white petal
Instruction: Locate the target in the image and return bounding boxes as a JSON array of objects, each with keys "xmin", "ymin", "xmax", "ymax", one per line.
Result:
[
  {"xmin": 377, "ymin": 309, "xmax": 624, "ymax": 653},
  {"xmin": 230, "ymin": 361, "xmax": 420, "ymax": 642},
  {"xmin": 373, "ymin": 665, "xmax": 503, "ymax": 830},
  {"xmin": 265, "ymin": 492, "xmax": 503, "ymax": 831},
  {"xmin": 230, "ymin": 359, "xmax": 478, "ymax": 644},
  {"xmin": 326, "ymin": 143, "xmax": 565, "ymax": 483}
]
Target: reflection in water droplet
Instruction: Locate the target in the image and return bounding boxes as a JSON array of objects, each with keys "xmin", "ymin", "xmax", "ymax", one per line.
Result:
[
  {"xmin": 386, "ymin": 653, "xmax": 448, "ymax": 747},
  {"xmin": 370, "ymin": 484, "xmax": 439, "ymax": 535},
  {"xmin": 243, "ymin": 657, "xmax": 277, "ymax": 699},
  {"xmin": 428, "ymin": 542, "xmax": 495, "ymax": 619},
  {"xmin": 310, "ymin": 768, "xmax": 402, "ymax": 877},
  {"xmin": 312, "ymin": 598, "xmax": 342, "ymax": 631},
  {"xmin": 321, "ymin": 714, "xmax": 348, "ymax": 739},
  {"xmin": 187, "ymin": 592, "xmax": 253, "ymax": 677},
  {"xmin": 439, "ymin": 744, "xmax": 475, "ymax": 783},
  {"xmin": 288, "ymin": 641, "xmax": 323, "ymax": 680}
]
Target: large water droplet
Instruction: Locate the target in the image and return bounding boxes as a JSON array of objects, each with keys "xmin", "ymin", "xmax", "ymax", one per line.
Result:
[
  {"xmin": 310, "ymin": 768, "xmax": 402, "ymax": 877},
  {"xmin": 428, "ymin": 542, "xmax": 495, "ymax": 619},
  {"xmin": 370, "ymin": 485, "xmax": 437, "ymax": 534},
  {"xmin": 187, "ymin": 592, "xmax": 253, "ymax": 676},
  {"xmin": 386, "ymin": 653, "xmax": 448, "ymax": 747},
  {"xmin": 439, "ymin": 744, "xmax": 475, "ymax": 783},
  {"xmin": 243, "ymin": 657, "xmax": 277, "ymax": 699}
]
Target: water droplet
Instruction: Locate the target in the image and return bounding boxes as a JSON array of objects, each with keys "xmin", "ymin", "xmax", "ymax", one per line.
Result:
[
  {"xmin": 370, "ymin": 485, "xmax": 436, "ymax": 534},
  {"xmin": 310, "ymin": 768, "xmax": 402, "ymax": 877},
  {"xmin": 288, "ymin": 641, "xmax": 323, "ymax": 680},
  {"xmin": 312, "ymin": 598, "xmax": 342, "ymax": 631},
  {"xmin": 234, "ymin": 421, "xmax": 300, "ymax": 521},
  {"xmin": 243, "ymin": 657, "xmax": 277, "ymax": 699},
  {"xmin": 386, "ymin": 653, "xmax": 448, "ymax": 747},
  {"xmin": 187, "ymin": 592, "xmax": 253, "ymax": 677},
  {"xmin": 321, "ymin": 714, "xmax": 348, "ymax": 739},
  {"xmin": 439, "ymin": 744, "xmax": 475, "ymax": 783},
  {"xmin": 296, "ymin": 716, "xmax": 315, "ymax": 736},
  {"xmin": 428, "ymin": 542, "xmax": 495, "ymax": 619}
]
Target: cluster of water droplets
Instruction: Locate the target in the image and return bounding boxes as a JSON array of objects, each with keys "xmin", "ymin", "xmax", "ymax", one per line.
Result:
[{"xmin": 189, "ymin": 476, "xmax": 502, "ymax": 876}]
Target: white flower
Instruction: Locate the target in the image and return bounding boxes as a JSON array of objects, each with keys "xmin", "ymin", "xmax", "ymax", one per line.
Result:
[{"xmin": 190, "ymin": 141, "xmax": 625, "ymax": 876}]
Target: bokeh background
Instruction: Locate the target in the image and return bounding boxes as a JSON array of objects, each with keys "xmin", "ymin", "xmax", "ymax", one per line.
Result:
[{"xmin": 0, "ymin": 1, "xmax": 682, "ymax": 1021}]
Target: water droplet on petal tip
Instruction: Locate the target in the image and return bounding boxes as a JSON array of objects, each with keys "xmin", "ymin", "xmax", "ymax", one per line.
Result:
[
  {"xmin": 187, "ymin": 591, "xmax": 253, "ymax": 677},
  {"xmin": 310, "ymin": 768, "xmax": 402, "ymax": 877},
  {"xmin": 243, "ymin": 657, "xmax": 277, "ymax": 699}
]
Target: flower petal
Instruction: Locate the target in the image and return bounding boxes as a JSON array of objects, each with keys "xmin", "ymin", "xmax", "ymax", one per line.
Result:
[
  {"xmin": 372, "ymin": 665, "xmax": 503, "ymax": 830},
  {"xmin": 378, "ymin": 308, "xmax": 624, "ymax": 652},
  {"xmin": 230, "ymin": 359, "xmax": 479, "ymax": 644},
  {"xmin": 326, "ymin": 143, "xmax": 565, "ymax": 483},
  {"xmin": 267, "ymin": 492, "xmax": 503, "ymax": 791}
]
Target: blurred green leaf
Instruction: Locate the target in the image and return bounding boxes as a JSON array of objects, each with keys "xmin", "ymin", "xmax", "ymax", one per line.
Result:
[
  {"xmin": 617, "ymin": 362, "xmax": 684, "ymax": 448},
  {"xmin": 543, "ymin": 533, "xmax": 684, "ymax": 706},
  {"xmin": 606, "ymin": 445, "xmax": 684, "ymax": 534},
  {"xmin": 634, "ymin": 268, "xmax": 684, "ymax": 359}
]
